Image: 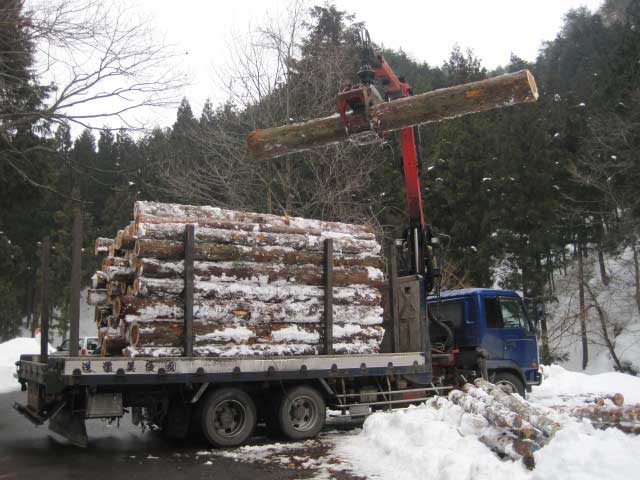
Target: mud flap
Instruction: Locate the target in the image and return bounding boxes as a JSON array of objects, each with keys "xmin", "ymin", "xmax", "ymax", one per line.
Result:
[{"xmin": 49, "ymin": 406, "xmax": 88, "ymax": 448}]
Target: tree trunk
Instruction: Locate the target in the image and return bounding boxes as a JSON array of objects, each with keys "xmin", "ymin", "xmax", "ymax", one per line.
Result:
[
  {"xmin": 633, "ymin": 244, "xmax": 640, "ymax": 316},
  {"xmin": 584, "ymin": 282, "xmax": 622, "ymax": 371},
  {"xmin": 247, "ymin": 70, "xmax": 538, "ymax": 160},
  {"xmin": 578, "ymin": 242, "xmax": 589, "ymax": 370},
  {"xmin": 597, "ymin": 248, "xmax": 610, "ymax": 286}
]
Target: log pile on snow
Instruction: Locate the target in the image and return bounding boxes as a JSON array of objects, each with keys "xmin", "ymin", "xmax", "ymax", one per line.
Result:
[{"xmin": 88, "ymin": 201, "xmax": 385, "ymax": 357}]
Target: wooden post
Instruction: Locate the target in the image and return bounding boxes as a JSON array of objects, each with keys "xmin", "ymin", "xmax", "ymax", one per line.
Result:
[
  {"xmin": 183, "ymin": 224, "xmax": 195, "ymax": 357},
  {"xmin": 388, "ymin": 244, "xmax": 400, "ymax": 353},
  {"xmin": 40, "ymin": 237, "xmax": 50, "ymax": 364},
  {"xmin": 324, "ymin": 239, "xmax": 334, "ymax": 355},
  {"xmin": 69, "ymin": 208, "xmax": 82, "ymax": 357}
]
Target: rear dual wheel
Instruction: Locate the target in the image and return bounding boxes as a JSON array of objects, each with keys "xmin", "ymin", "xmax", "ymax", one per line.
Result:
[{"xmin": 268, "ymin": 385, "xmax": 326, "ymax": 440}]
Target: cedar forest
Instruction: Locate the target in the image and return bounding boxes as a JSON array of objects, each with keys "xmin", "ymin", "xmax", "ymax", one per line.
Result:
[{"xmin": 1, "ymin": 0, "xmax": 639, "ymax": 366}]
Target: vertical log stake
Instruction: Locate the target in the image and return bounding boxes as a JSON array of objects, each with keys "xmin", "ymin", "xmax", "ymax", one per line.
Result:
[
  {"xmin": 183, "ymin": 224, "xmax": 195, "ymax": 357},
  {"xmin": 40, "ymin": 237, "xmax": 50, "ymax": 364},
  {"xmin": 388, "ymin": 243, "xmax": 400, "ymax": 353},
  {"xmin": 69, "ymin": 208, "xmax": 82, "ymax": 357},
  {"xmin": 324, "ymin": 238, "xmax": 334, "ymax": 355}
]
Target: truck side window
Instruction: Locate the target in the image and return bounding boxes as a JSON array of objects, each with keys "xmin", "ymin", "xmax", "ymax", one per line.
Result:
[
  {"xmin": 499, "ymin": 297, "xmax": 529, "ymax": 331},
  {"xmin": 431, "ymin": 300, "xmax": 463, "ymax": 328},
  {"xmin": 485, "ymin": 297, "xmax": 503, "ymax": 328}
]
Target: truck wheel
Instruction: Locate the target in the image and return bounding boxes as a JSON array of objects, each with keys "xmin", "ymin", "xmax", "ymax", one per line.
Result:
[
  {"xmin": 493, "ymin": 372, "xmax": 526, "ymax": 398},
  {"xmin": 276, "ymin": 385, "xmax": 325, "ymax": 440},
  {"xmin": 200, "ymin": 387, "xmax": 257, "ymax": 447}
]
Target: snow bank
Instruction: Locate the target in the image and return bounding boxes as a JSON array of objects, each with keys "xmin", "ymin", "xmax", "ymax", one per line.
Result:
[
  {"xmin": 0, "ymin": 337, "xmax": 54, "ymax": 394},
  {"xmin": 337, "ymin": 397, "xmax": 640, "ymax": 480},
  {"xmin": 530, "ymin": 364, "xmax": 640, "ymax": 406}
]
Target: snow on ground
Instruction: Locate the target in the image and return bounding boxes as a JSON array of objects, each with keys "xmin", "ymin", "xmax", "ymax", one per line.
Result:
[
  {"xmin": 0, "ymin": 336, "xmax": 54, "ymax": 393},
  {"xmin": 334, "ymin": 367, "xmax": 640, "ymax": 480}
]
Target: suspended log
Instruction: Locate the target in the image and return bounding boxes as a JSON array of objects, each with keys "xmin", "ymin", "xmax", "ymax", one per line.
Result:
[
  {"xmin": 134, "ymin": 239, "xmax": 383, "ymax": 267},
  {"xmin": 135, "ymin": 258, "xmax": 384, "ymax": 288},
  {"xmin": 118, "ymin": 296, "xmax": 383, "ymax": 325},
  {"xmin": 132, "ymin": 277, "xmax": 381, "ymax": 306},
  {"xmin": 94, "ymin": 237, "xmax": 114, "ymax": 256},
  {"xmin": 475, "ymin": 378, "xmax": 561, "ymax": 438},
  {"xmin": 135, "ymin": 223, "xmax": 379, "ymax": 255},
  {"xmin": 135, "ymin": 215, "xmax": 376, "ymax": 240},
  {"xmin": 126, "ymin": 320, "xmax": 383, "ymax": 348},
  {"xmin": 87, "ymin": 289, "xmax": 109, "ymax": 306},
  {"xmin": 134, "ymin": 201, "xmax": 375, "ymax": 237},
  {"xmin": 247, "ymin": 70, "xmax": 538, "ymax": 160}
]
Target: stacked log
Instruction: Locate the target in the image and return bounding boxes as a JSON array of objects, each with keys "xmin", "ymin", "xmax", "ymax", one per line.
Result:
[{"xmin": 89, "ymin": 201, "xmax": 385, "ymax": 357}]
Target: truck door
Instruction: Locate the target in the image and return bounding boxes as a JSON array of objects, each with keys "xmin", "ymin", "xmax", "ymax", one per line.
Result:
[{"xmin": 483, "ymin": 296, "xmax": 538, "ymax": 370}]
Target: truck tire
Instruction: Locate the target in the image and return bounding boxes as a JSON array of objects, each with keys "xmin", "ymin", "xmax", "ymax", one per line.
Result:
[
  {"xmin": 200, "ymin": 387, "xmax": 257, "ymax": 447},
  {"xmin": 493, "ymin": 372, "xmax": 526, "ymax": 398},
  {"xmin": 275, "ymin": 385, "xmax": 325, "ymax": 440}
]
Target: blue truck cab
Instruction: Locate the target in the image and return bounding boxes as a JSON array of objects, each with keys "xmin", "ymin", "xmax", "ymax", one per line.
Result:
[{"xmin": 427, "ymin": 288, "xmax": 541, "ymax": 396}]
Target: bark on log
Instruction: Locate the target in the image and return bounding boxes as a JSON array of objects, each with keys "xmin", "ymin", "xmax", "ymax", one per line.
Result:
[
  {"xmin": 247, "ymin": 70, "xmax": 538, "ymax": 160},
  {"xmin": 118, "ymin": 296, "xmax": 383, "ymax": 325},
  {"xmin": 87, "ymin": 289, "xmax": 109, "ymax": 306},
  {"xmin": 132, "ymin": 277, "xmax": 381, "ymax": 306},
  {"xmin": 134, "ymin": 201, "xmax": 375, "ymax": 237},
  {"xmin": 135, "ymin": 214, "xmax": 376, "ymax": 240},
  {"xmin": 570, "ymin": 404, "xmax": 640, "ymax": 424},
  {"xmin": 94, "ymin": 237, "xmax": 114, "ymax": 256},
  {"xmin": 475, "ymin": 378, "xmax": 561, "ymax": 438},
  {"xmin": 134, "ymin": 223, "xmax": 379, "ymax": 255},
  {"xmin": 478, "ymin": 431, "xmax": 537, "ymax": 470},
  {"xmin": 135, "ymin": 258, "xmax": 384, "ymax": 288},
  {"xmin": 134, "ymin": 239, "xmax": 383, "ymax": 267},
  {"xmin": 100, "ymin": 336, "xmax": 129, "ymax": 356},
  {"xmin": 106, "ymin": 266, "xmax": 134, "ymax": 283}
]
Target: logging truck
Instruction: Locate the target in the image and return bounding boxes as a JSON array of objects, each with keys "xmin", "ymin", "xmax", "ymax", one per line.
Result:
[{"xmin": 13, "ymin": 30, "xmax": 542, "ymax": 449}]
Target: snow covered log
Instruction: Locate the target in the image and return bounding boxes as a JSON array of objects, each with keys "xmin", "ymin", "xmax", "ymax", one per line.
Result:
[
  {"xmin": 135, "ymin": 258, "xmax": 384, "ymax": 288},
  {"xmin": 247, "ymin": 70, "xmax": 538, "ymax": 160},
  {"xmin": 87, "ymin": 289, "xmax": 108, "ymax": 306},
  {"xmin": 134, "ymin": 201, "xmax": 376, "ymax": 238},
  {"xmin": 475, "ymin": 378, "xmax": 561, "ymax": 438},
  {"xmin": 134, "ymin": 239, "xmax": 382, "ymax": 267},
  {"xmin": 125, "ymin": 320, "xmax": 384, "ymax": 349},
  {"xmin": 131, "ymin": 277, "xmax": 381, "ymax": 306},
  {"xmin": 116, "ymin": 296, "xmax": 383, "ymax": 325},
  {"xmin": 478, "ymin": 431, "xmax": 537, "ymax": 470},
  {"xmin": 94, "ymin": 237, "xmax": 114, "ymax": 255},
  {"xmin": 570, "ymin": 405, "xmax": 640, "ymax": 429}
]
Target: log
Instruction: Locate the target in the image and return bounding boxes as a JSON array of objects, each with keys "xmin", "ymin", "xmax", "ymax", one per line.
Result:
[
  {"xmin": 134, "ymin": 201, "xmax": 375, "ymax": 237},
  {"xmin": 118, "ymin": 296, "xmax": 383, "ymax": 325},
  {"xmin": 102, "ymin": 256, "xmax": 130, "ymax": 270},
  {"xmin": 135, "ymin": 215, "xmax": 376, "ymax": 240},
  {"xmin": 105, "ymin": 265, "xmax": 134, "ymax": 283},
  {"xmin": 94, "ymin": 237, "xmax": 114, "ymax": 256},
  {"xmin": 87, "ymin": 289, "xmax": 109, "ymax": 306},
  {"xmin": 100, "ymin": 336, "xmax": 129, "ymax": 356},
  {"xmin": 126, "ymin": 320, "xmax": 383, "ymax": 348},
  {"xmin": 132, "ymin": 277, "xmax": 381, "ymax": 306},
  {"xmin": 134, "ymin": 239, "xmax": 383, "ymax": 267},
  {"xmin": 91, "ymin": 271, "xmax": 107, "ymax": 289},
  {"xmin": 134, "ymin": 223, "xmax": 380, "ymax": 255},
  {"xmin": 478, "ymin": 431, "xmax": 537, "ymax": 470},
  {"xmin": 247, "ymin": 70, "xmax": 538, "ymax": 160},
  {"xmin": 135, "ymin": 258, "xmax": 384, "ymax": 288},
  {"xmin": 475, "ymin": 378, "xmax": 561, "ymax": 438},
  {"xmin": 570, "ymin": 404, "xmax": 640, "ymax": 424}
]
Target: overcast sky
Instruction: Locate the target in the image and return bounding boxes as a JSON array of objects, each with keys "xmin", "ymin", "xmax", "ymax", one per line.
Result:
[{"xmin": 138, "ymin": 0, "xmax": 604, "ymax": 128}]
